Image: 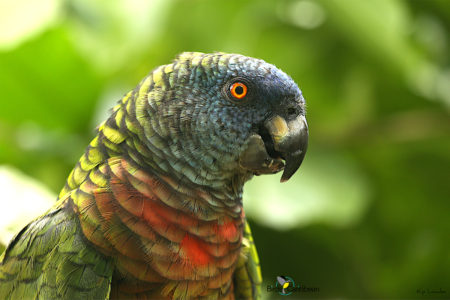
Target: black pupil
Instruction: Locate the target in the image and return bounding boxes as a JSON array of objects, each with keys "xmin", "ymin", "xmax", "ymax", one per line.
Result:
[{"xmin": 234, "ymin": 85, "xmax": 244, "ymax": 95}]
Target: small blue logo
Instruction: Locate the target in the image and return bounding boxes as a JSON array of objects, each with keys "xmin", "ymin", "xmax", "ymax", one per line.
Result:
[
  {"xmin": 267, "ymin": 276, "xmax": 320, "ymax": 296},
  {"xmin": 276, "ymin": 276, "xmax": 295, "ymax": 296}
]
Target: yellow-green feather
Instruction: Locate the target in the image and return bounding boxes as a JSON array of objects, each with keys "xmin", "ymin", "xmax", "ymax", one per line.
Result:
[{"xmin": 234, "ymin": 221, "xmax": 263, "ymax": 299}]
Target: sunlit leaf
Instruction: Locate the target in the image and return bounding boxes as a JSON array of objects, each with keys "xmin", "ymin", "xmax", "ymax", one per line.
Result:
[
  {"xmin": 244, "ymin": 152, "xmax": 370, "ymax": 229},
  {"xmin": 0, "ymin": 166, "xmax": 55, "ymax": 246}
]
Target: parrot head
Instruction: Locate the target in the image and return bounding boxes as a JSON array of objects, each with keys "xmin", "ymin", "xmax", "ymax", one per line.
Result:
[{"xmin": 140, "ymin": 52, "xmax": 308, "ymax": 187}]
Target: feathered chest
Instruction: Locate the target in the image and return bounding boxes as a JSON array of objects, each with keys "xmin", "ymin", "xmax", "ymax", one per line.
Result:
[{"xmin": 70, "ymin": 158, "xmax": 244, "ymax": 299}]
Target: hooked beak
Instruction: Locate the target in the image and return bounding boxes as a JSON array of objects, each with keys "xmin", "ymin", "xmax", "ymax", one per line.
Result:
[
  {"xmin": 264, "ymin": 115, "xmax": 308, "ymax": 182},
  {"xmin": 239, "ymin": 114, "xmax": 308, "ymax": 182}
]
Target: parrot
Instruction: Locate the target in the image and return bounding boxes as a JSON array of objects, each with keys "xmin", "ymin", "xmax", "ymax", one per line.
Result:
[{"xmin": 0, "ymin": 52, "xmax": 308, "ymax": 299}]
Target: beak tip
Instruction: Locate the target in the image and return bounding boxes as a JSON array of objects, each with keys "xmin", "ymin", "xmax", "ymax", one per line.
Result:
[
  {"xmin": 279, "ymin": 170, "xmax": 295, "ymax": 183},
  {"xmin": 280, "ymin": 177, "xmax": 288, "ymax": 183}
]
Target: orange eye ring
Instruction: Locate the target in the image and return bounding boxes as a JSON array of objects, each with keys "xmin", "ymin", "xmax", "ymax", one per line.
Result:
[{"xmin": 230, "ymin": 82, "xmax": 248, "ymax": 100}]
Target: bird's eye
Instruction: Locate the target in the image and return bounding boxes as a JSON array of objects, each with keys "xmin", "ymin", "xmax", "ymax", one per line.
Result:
[{"xmin": 230, "ymin": 82, "xmax": 248, "ymax": 100}]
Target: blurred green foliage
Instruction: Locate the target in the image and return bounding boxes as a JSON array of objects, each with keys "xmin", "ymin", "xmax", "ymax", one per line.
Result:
[{"xmin": 0, "ymin": 0, "xmax": 449, "ymax": 298}]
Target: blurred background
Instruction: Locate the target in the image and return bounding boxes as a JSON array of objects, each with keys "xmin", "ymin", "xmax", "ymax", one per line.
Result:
[{"xmin": 0, "ymin": 0, "xmax": 449, "ymax": 298}]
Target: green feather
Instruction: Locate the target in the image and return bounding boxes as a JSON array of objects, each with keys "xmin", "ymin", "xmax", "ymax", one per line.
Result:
[{"xmin": 0, "ymin": 207, "xmax": 114, "ymax": 300}]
